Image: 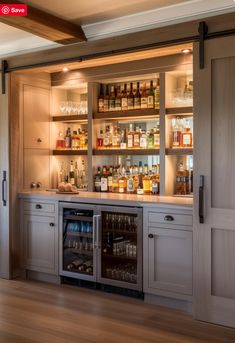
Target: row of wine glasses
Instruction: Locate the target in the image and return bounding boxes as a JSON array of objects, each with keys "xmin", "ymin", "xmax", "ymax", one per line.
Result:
[{"xmin": 59, "ymin": 101, "xmax": 88, "ymax": 115}]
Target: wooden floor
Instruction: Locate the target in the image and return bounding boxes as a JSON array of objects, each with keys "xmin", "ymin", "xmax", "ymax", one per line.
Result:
[{"xmin": 0, "ymin": 279, "xmax": 234, "ymax": 343}]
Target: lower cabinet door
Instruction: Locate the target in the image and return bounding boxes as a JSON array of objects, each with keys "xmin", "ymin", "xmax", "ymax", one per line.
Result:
[
  {"xmin": 148, "ymin": 227, "xmax": 192, "ymax": 295},
  {"xmin": 23, "ymin": 214, "xmax": 58, "ymax": 275}
]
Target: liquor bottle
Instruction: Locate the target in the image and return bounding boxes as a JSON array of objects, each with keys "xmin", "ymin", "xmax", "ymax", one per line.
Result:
[
  {"xmin": 147, "ymin": 80, "xmax": 154, "ymax": 109},
  {"xmin": 120, "ymin": 129, "xmax": 127, "ymax": 149},
  {"xmin": 127, "ymin": 82, "xmax": 134, "ymax": 110},
  {"xmin": 56, "ymin": 131, "xmax": 65, "ymax": 149},
  {"xmin": 140, "ymin": 130, "xmax": 147, "ymax": 149},
  {"xmin": 127, "ymin": 124, "xmax": 134, "ymax": 148},
  {"xmin": 126, "ymin": 170, "xmax": 135, "ymax": 194},
  {"xmin": 112, "ymin": 167, "xmax": 119, "ymax": 193},
  {"xmin": 141, "ymin": 82, "xmax": 148, "ymax": 109},
  {"xmin": 104, "ymin": 85, "xmax": 109, "ymax": 112},
  {"xmin": 101, "ymin": 166, "xmax": 108, "ymax": 192},
  {"xmin": 58, "ymin": 161, "xmax": 66, "ymax": 184},
  {"xmin": 71, "ymin": 131, "xmax": 79, "ymax": 150},
  {"xmin": 80, "ymin": 160, "xmax": 88, "ymax": 189},
  {"xmin": 69, "ymin": 160, "xmax": 75, "ymax": 185},
  {"xmin": 152, "ymin": 164, "xmax": 160, "ymax": 195},
  {"xmin": 98, "ymin": 84, "xmax": 104, "ymax": 112},
  {"xmin": 83, "ymin": 260, "xmax": 93, "ymax": 274},
  {"xmin": 103, "ymin": 125, "xmax": 111, "ymax": 148},
  {"xmin": 155, "ymin": 78, "xmax": 160, "ymax": 109},
  {"xmin": 84, "ymin": 131, "xmax": 88, "ymax": 150},
  {"xmin": 175, "ymin": 161, "xmax": 190, "ymax": 195},
  {"xmin": 143, "ymin": 172, "xmax": 151, "ymax": 195},
  {"xmin": 112, "ymin": 126, "xmax": 120, "ymax": 148},
  {"xmin": 134, "ymin": 82, "xmax": 141, "ymax": 109},
  {"xmin": 103, "ymin": 232, "xmax": 112, "ymax": 254},
  {"xmin": 109, "ymin": 86, "xmax": 116, "ymax": 111},
  {"xmin": 67, "ymin": 259, "xmax": 84, "ymax": 270},
  {"xmin": 94, "ymin": 167, "xmax": 101, "ymax": 192},
  {"xmin": 153, "ymin": 121, "xmax": 160, "ymax": 148},
  {"xmin": 172, "ymin": 117, "xmax": 182, "ymax": 148},
  {"xmin": 121, "ymin": 84, "xmax": 128, "ymax": 111},
  {"xmin": 80, "ymin": 129, "xmax": 85, "ymax": 149},
  {"xmin": 137, "ymin": 161, "xmax": 144, "ymax": 195},
  {"xmin": 133, "ymin": 165, "xmax": 140, "ymax": 191},
  {"xmin": 147, "ymin": 129, "xmax": 154, "ymax": 149},
  {"xmin": 115, "ymin": 86, "xmax": 122, "ymax": 111},
  {"xmin": 107, "ymin": 166, "xmax": 113, "ymax": 192},
  {"xmin": 118, "ymin": 168, "xmax": 127, "ymax": 193},
  {"xmin": 181, "ymin": 119, "xmax": 193, "ymax": 148},
  {"xmin": 97, "ymin": 129, "xmax": 104, "ymax": 148},
  {"xmin": 133, "ymin": 126, "xmax": 140, "ymax": 148},
  {"xmin": 65, "ymin": 127, "xmax": 71, "ymax": 149},
  {"xmin": 74, "ymin": 161, "xmax": 79, "ymax": 188}
]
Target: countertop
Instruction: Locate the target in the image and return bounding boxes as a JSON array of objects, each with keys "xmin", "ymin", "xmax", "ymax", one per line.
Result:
[{"xmin": 19, "ymin": 191, "xmax": 193, "ymax": 209}]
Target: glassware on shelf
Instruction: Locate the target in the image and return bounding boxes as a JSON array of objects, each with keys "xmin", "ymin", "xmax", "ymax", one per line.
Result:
[{"xmin": 59, "ymin": 100, "xmax": 88, "ymax": 115}]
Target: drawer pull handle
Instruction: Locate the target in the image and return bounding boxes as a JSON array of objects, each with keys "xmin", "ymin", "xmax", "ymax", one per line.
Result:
[
  {"xmin": 35, "ymin": 204, "xmax": 42, "ymax": 209},
  {"xmin": 37, "ymin": 138, "xmax": 42, "ymax": 143},
  {"xmin": 49, "ymin": 223, "xmax": 55, "ymax": 227},
  {"xmin": 164, "ymin": 215, "xmax": 174, "ymax": 221},
  {"xmin": 148, "ymin": 233, "xmax": 154, "ymax": 239}
]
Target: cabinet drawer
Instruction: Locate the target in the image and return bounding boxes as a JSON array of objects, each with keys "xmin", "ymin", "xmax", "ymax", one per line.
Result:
[
  {"xmin": 23, "ymin": 201, "xmax": 55, "ymax": 213},
  {"xmin": 148, "ymin": 212, "xmax": 192, "ymax": 227}
]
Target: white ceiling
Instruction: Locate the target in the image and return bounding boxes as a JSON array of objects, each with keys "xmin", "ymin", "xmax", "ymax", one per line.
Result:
[{"xmin": 0, "ymin": 0, "xmax": 234, "ymax": 58}]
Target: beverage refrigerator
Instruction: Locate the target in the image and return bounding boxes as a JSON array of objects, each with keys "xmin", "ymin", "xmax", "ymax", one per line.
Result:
[{"xmin": 59, "ymin": 202, "xmax": 143, "ymax": 291}]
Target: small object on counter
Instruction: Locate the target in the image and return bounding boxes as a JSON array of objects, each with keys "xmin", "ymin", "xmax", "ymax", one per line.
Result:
[{"xmin": 57, "ymin": 182, "xmax": 79, "ymax": 194}]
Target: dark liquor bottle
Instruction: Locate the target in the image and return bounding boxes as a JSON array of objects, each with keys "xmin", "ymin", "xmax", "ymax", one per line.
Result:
[
  {"xmin": 141, "ymin": 82, "xmax": 148, "ymax": 109},
  {"xmin": 115, "ymin": 85, "xmax": 122, "ymax": 111},
  {"xmin": 134, "ymin": 82, "xmax": 141, "ymax": 109},
  {"xmin": 101, "ymin": 166, "xmax": 108, "ymax": 192},
  {"xmin": 94, "ymin": 167, "xmax": 101, "ymax": 192},
  {"xmin": 147, "ymin": 80, "xmax": 154, "ymax": 109},
  {"xmin": 98, "ymin": 84, "xmax": 104, "ymax": 112},
  {"xmin": 104, "ymin": 85, "xmax": 109, "ymax": 112},
  {"xmin": 65, "ymin": 127, "xmax": 71, "ymax": 149},
  {"xmin": 155, "ymin": 78, "xmax": 160, "ymax": 109},
  {"xmin": 121, "ymin": 83, "xmax": 128, "ymax": 111},
  {"xmin": 109, "ymin": 86, "xmax": 116, "ymax": 111},
  {"xmin": 127, "ymin": 82, "xmax": 134, "ymax": 110},
  {"xmin": 69, "ymin": 160, "xmax": 75, "ymax": 185}
]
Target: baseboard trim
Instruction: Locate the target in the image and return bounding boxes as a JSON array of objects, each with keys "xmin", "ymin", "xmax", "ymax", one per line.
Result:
[
  {"xmin": 26, "ymin": 270, "xmax": 60, "ymax": 285},
  {"xmin": 144, "ymin": 293, "xmax": 193, "ymax": 314}
]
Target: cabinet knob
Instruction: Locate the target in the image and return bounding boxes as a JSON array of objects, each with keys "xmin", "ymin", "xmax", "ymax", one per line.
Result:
[
  {"xmin": 164, "ymin": 215, "xmax": 174, "ymax": 221},
  {"xmin": 37, "ymin": 138, "xmax": 42, "ymax": 143},
  {"xmin": 49, "ymin": 223, "xmax": 55, "ymax": 227},
  {"xmin": 35, "ymin": 204, "xmax": 42, "ymax": 209},
  {"xmin": 148, "ymin": 233, "xmax": 154, "ymax": 239}
]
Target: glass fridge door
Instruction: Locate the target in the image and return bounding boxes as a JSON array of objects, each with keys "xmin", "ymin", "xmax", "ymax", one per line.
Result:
[
  {"xmin": 98, "ymin": 207, "xmax": 142, "ymax": 291},
  {"xmin": 61, "ymin": 206, "xmax": 96, "ymax": 281}
]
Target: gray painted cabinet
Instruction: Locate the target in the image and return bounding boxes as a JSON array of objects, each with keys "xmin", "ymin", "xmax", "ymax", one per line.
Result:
[
  {"xmin": 143, "ymin": 207, "xmax": 193, "ymax": 301},
  {"xmin": 21, "ymin": 199, "xmax": 59, "ymax": 275}
]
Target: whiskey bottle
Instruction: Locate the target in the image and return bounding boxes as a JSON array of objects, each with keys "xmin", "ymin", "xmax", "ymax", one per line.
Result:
[
  {"xmin": 101, "ymin": 166, "xmax": 108, "ymax": 192},
  {"xmin": 140, "ymin": 130, "xmax": 147, "ymax": 149},
  {"xmin": 104, "ymin": 85, "xmax": 109, "ymax": 112},
  {"xmin": 175, "ymin": 162, "xmax": 190, "ymax": 195},
  {"xmin": 133, "ymin": 126, "xmax": 140, "ymax": 148},
  {"xmin": 97, "ymin": 129, "xmax": 104, "ymax": 148},
  {"xmin": 147, "ymin": 80, "xmax": 154, "ymax": 109},
  {"xmin": 71, "ymin": 131, "xmax": 79, "ymax": 150},
  {"xmin": 112, "ymin": 126, "xmax": 120, "ymax": 148},
  {"xmin": 98, "ymin": 84, "xmax": 104, "ymax": 112},
  {"xmin": 172, "ymin": 117, "xmax": 182, "ymax": 148},
  {"xmin": 65, "ymin": 128, "xmax": 71, "ymax": 149},
  {"xmin": 126, "ymin": 170, "xmax": 135, "ymax": 194},
  {"xmin": 153, "ymin": 121, "xmax": 160, "ymax": 148},
  {"xmin": 155, "ymin": 78, "xmax": 160, "ymax": 109},
  {"xmin": 120, "ymin": 129, "xmax": 127, "ymax": 149},
  {"xmin": 112, "ymin": 167, "xmax": 119, "ymax": 193},
  {"xmin": 127, "ymin": 83, "xmax": 134, "ymax": 110},
  {"xmin": 134, "ymin": 82, "xmax": 141, "ymax": 109},
  {"xmin": 94, "ymin": 167, "xmax": 101, "ymax": 192},
  {"xmin": 103, "ymin": 125, "xmax": 111, "ymax": 148},
  {"xmin": 143, "ymin": 172, "xmax": 151, "ymax": 195},
  {"xmin": 141, "ymin": 82, "xmax": 148, "ymax": 109},
  {"xmin": 127, "ymin": 124, "xmax": 134, "ymax": 148},
  {"xmin": 118, "ymin": 169, "xmax": 127, "ymax": 193},
  {"xmin": 181, "ymin": 119, "xmax": 193, "ymax": 148},
  {"xmin": 69, "ymin": 160, "xmax": 75, "ymax": 185},
  {"xmin": 115, "ymin": 86, "xmax": 122, "ymax": 111},
  {"xmin": 109, "ymin": 86, "xmax": 116, "ymax": 111},
  {"xmin": 147, "ymin": 129, "xmax": 154, "ymax": 149},
  {"xmin": 121, "ymin": 84, "xmax": 128, "ymax": 111},
  {"xmin": 108, "ymin": 166, "xmax": 113, "ymax": 192}
]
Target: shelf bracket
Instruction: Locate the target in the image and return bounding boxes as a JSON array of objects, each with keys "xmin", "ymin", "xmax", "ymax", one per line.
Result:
[
  {"xmin": 198, "ymin": 21, "xmax": 208, "ymax": 70},
  {"xmin": 1, "ymin": 60, "xmax": 8, "ymax": 95}
]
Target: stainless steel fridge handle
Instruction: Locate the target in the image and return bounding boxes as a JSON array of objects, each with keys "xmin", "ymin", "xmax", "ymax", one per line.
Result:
[
  {"xmin": 96, "ymin": 215, "xmax": 101, "ymax": 248},
  {"xmin": 199, "ymin": 175, "xmax": 204, "ymax": 224},
  {"xmin": 2, "ymin": 171, "xmax": 7, "ymax": 207}
]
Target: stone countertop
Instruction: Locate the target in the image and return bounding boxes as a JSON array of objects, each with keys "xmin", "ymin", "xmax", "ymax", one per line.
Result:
[{"xmin": 19, "ymin": 190, "xmax": 193, "ymax": 209}]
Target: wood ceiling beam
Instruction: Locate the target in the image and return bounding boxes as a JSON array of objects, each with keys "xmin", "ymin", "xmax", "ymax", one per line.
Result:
[{"xmin": 0, "ymin": 0, "xmax": 86, "ymax": 45}]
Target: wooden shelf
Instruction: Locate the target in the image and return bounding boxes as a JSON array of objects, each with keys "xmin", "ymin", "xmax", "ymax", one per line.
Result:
[
  {"xmin": 165, "ymin": 148, "xmax": 193, "ymax": 155},
  {"xmin": 52, "ymin": 149, "xmax": 87, "ymax": 155},
  {"xmin": 52, "ymin": 114, "xmax": 88, "ymax": 122},
  {"xmin": 165, "ymin": 107, "xmax": 193, "ymax": 115},
  {"xmin": 93, "ymin": 108, "xmax": 159, "ymax": 120},
  {"xmin": 93, "ymin": 148, "xmax": 160, "ymax": 156}
]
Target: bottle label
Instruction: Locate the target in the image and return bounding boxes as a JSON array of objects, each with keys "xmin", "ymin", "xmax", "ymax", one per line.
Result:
[
  {"xmin": 104, "ymin": 99, "xmax": 109, "ymax": 112},
  {"xmin": 119, "ymin": 180, "xmax": 125, "ymax": 193},
  {"xmin": 133, "ymin": 133, "xmax": 140, "ymax": 147},
  {"xmin": 98, "ymin": 99, "xmax": 104, "ymax": 112},
  {"xmin": 141, "ymin": 97, "xmax": 148, "ymax": 109},
  {"xmin": 154, "ymin": 133, "xmax": 160, "ymax": 146},
  {"xmin": 121, "ymin": 98, "xmax": 128, "ymax": 109},
  {"xmin": 112, "ymin": 136, "xmax": 118, "ymax": 147},
  {"xmin": 103, "ymin": 137, "xmax": 110, "ymax": 147},
  {"xmin": 137, "ymin": 188, "xmax": 144, "ymax": 195},
  {"xmin": 120, "ymin": 142, "xmax": 127, "ymax": 149},
  {"xmin": 101, "ymin": 178, "xmax": 108, "ymax": 191},
  {"xmin": 108, "ymin": 176, "xmax": 113, "ymax": 187},
  {"xmin": 140, "ymin": 137, "xmax": 147, "ymax": 148},
  {"xmin": 143, "ymin": 180, "xmax": 150, "ymax": 192},
  {"xmin": 65, "ymin": 137, "xmax": 71, "ymax": 149},
  {"xmin": 147, "ymin": 95, "xmax": 154, "ymax": 108},
  {"xmin": 127, "ymin": 179, "xmax": 135, "ymax": 192},
  {"xmin": 134, "ymin": 98, "xmax": 141, "ymax": 109},
  {"xmin": 127, "ymin": 98, "xmax": 134, "ymax": 109},
  {"xmin": 95, "ymin": 181, "xmax": 101, "ymax": 190},
  {"xmin": 183, "ymin": 134, "xmax": 191, "ymax": 145},
  {"xmin": 115, "ymin": 99, "xmax": 121, "ymax": 111},
  {"xmin": 109, "ymin": 99, "xmax": 115, "ymax": 111},
  {"xmin": 127, "ymin": 135, "xmax": 133, "ymax": 148}
]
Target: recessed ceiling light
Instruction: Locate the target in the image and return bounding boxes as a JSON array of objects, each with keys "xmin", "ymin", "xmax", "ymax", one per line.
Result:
[
  {"xmin": 181, "ymin": 48, "xmax": 192, "ymax": 54},
  {"xmin": 62, "ymin": 67, "xmax": 69, "ymax": 72}
]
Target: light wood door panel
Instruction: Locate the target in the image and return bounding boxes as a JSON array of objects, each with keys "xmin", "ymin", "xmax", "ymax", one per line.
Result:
[
  {"xmin": 23, "ymin": 84, "xmax": 50, "ymax": 149},
  {"xmin": 23, "ymin": 214, "xmax": 58, "ymax": 274},
  {"xmin": 23, "ymin": 149, "xmax": 50, "ymax": 189},
  {"xmin": 193, "ymin": 35, "xmax": 235, "ymax": 327},
  {"xmin": 148, "ymin": 227, "xmax": 192, "ymax": 295}
]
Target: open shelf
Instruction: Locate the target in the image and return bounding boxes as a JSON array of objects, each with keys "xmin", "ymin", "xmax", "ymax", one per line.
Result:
[
  {"xmin": 52, "ymin": 114, "xmax": 88, "ymax": 122},
  {"xmin": 93, "ymin": 108, "xmax": 159, "ymax": 120},
  {"xmin": 52, "ymin": 149, "xmax": 87, "ymax": 155},
  {"xmin": 93, "ymin": 148, "xmax": 160, "ymax": 156},
  {"xmin": 165, "ymin": 148, "xmax": 193, "ymax": 155},
  {"xmin": 165, "ymin": 107, "xmax": 193, "ymax": 115}
]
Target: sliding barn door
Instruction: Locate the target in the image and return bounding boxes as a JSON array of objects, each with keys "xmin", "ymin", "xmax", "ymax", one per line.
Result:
[
  {"xmin": 194, "ymin": 35, "xmax": 235, "ymax": 327},
  {"xmin": 0, "ymin": 73, "xmax": 10, "ymax": 278}
]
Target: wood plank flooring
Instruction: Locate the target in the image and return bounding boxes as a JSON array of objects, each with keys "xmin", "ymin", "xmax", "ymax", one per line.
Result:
[{"xmin": 0, "ymin": 279, "xmax": 234, "ymax": 343}]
